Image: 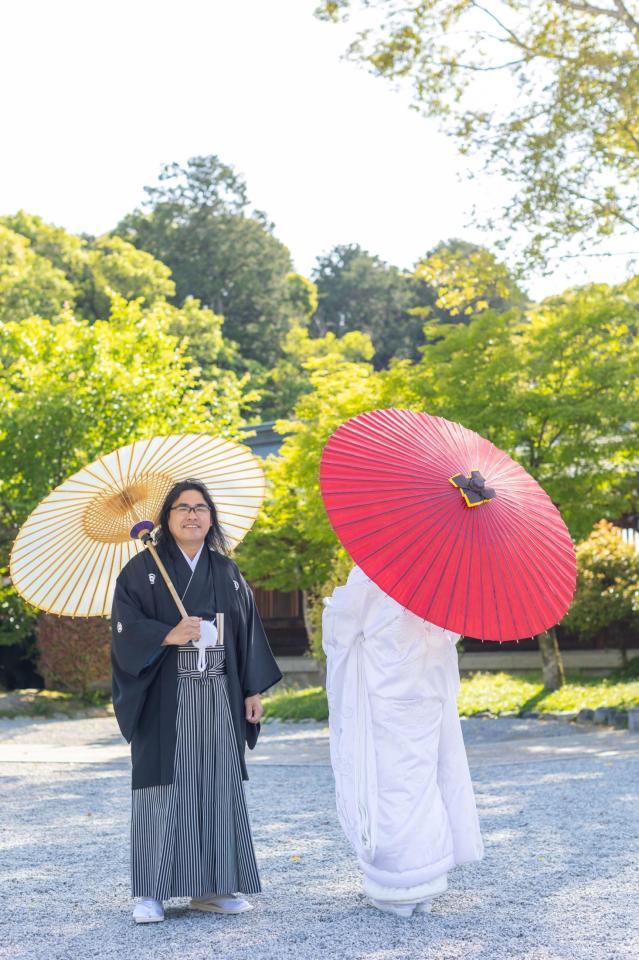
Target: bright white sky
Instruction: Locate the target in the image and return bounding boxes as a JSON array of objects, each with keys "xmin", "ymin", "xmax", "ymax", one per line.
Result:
[{"xmin": 1, "ymin": 0, "xmax": 635, "ymax": 299}]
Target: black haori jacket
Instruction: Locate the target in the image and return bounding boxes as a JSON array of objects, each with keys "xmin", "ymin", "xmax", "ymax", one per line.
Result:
[{"xmin": 111, "ymin": 541, "xmax": 282, "ymax": 789}]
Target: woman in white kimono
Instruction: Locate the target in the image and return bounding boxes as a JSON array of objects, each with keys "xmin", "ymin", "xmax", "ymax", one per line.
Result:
[{"xmin": 323, "ymin": 565, "xmax": 484, "ymax": 918}]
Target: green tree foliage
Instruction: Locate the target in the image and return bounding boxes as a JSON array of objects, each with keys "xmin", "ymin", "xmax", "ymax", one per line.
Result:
[
  {"xmin": 0, "ymin": 224, "xmax": 75, "ymax": 323},
  {"xmin": 116, "ymin": 155, "xmax": 294, "ymax": 367},
  {"xmin": 87, "ymin": 236, "xmax": 175, "ymax": 317},
  {"xmin": 260, "ymin": 321, "xmax": 376, "ymax": 422},
  {"xmin": 565, "ymin": 520, "xmax": 639, "ymax": 661},
  {"xmin": 308, "ymin": 241, "xmax": 522, "ymax": 369},
  {"xmin": 303, "ymin": 549, "xmax": 354, "ymax": 663},
  {"xmin": 0, "ymin": 573, "xmax": 34, "ymax": 649},
  {"xmin": 252, "ymin": 274, "xmax": 321, "ymax": 420},
  {"xmin": 236, "ymin": 329, "xmax": 381, "ymax": 598},
  {"xmin": 285, "ymin": 271, "xmax": 319, "ymax": 320},
  {"xmin": 414, "ymin": 240, "xmax": 526, "ymax": 321},
  {"xmin": 0, "ymin": 213, "xmax": 178, "ymax": 322},
  {"xmin": 0, "ymin": 301, "xmax": 245, "ymax": 524},
  {"xmin": 1, "ymin": 211, "xmax": 88, "ymax": 289},
  {"xmin": 382, "ymin": 277, "xmax": 639, "ymax": 539},
  {"xmin": 0, "ymin": 300, "xmax": 247, "ymax": 644},
  {"xmin": 165, "ymin": 296, "xmax": 236, "ymax": 383},
  {"xmin": 317, "ymin": 1, "xmax": 639, "ymax": 264},
  {"xmin": 311, "ymin": 243, "xmax": 423, "ymax": 367}
]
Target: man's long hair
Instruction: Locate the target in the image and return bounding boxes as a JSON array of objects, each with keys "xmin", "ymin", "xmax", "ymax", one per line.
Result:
[{"xmin": 156, "ymin": 479, "xmax": 230, "ymax": 556}]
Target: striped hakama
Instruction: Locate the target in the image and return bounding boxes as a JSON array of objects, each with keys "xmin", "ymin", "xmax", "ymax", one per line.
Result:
[{"xmin": 130, "ymin": 645, "xmax": 261, "ymax": 900}]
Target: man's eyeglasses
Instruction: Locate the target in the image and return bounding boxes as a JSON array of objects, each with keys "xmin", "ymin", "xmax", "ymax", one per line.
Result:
[{"xmin": 170, "ymin": 504, "xmax": 212, "ymax": 516}]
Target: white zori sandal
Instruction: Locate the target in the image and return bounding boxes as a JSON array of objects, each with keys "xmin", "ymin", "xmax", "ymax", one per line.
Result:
[
  {"xmin": 366, "ymin": 873, "xmax": 447, "ymax": 918},
  {"xmin": 190, "ymin": 894, "xmax": 253, "ymax": 914},
  {"xmin": 368, "ymin": 899, "xmax": 417, "ymax": 918},
  {"xmin": 133, "ymin": 898, "xmax": 164, "ymax": 923}
]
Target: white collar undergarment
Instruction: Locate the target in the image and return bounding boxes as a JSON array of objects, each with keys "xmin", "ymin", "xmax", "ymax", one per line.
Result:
[{"xmin": 179, "ymin": 543, "xmax": 204, "ymax": 573}]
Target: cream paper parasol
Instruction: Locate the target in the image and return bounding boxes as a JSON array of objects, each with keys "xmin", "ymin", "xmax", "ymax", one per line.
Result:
[{"xmin": 10, "ymin": 433, "xmax": 265, "ymax": 619}]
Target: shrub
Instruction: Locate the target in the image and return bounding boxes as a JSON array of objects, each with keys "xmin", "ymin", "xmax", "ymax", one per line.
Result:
[
  {"xmin": 0, "ymin": 568, "xmax": 37, "ymax": 648},
  {"xmin": 35, "ymin": 614, "xmax": 111, "ymax": 695},
  {"xmin": 304, "ymin": 550, "xmax": 354, "ymax": 665},
  {"xmin": 565, "ymin": 520, "xmax": 639, "ymax": 663}
]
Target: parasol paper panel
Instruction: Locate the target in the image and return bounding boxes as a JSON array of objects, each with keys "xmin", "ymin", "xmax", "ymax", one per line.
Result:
[
  {"xmin": 320, "ymin": 409, "xmax": 577, "ymax": 642},
  {"xmin": 10, "ymin": 433, "xmax": 265, "ymax": 617}
]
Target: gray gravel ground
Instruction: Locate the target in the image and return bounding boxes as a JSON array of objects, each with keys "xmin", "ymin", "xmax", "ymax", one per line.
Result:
[{"xmin": 0, "ymin": 716, "xmax": 637, "ymax": 960}]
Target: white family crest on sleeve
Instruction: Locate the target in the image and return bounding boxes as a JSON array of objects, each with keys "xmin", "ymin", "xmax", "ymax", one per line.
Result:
[
  {"xmin": 233, "ymin": 579, "xmax": 240, "ymax": 591},
  {"xmin": 116, "ymin": 621, "xmax": 123, "ymax": 633},
  {"xmin": 148, "ymin": 573, "xmax": 156, "ymax": 584}
]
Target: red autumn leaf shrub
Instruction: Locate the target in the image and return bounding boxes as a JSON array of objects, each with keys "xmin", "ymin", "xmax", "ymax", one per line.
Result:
[{"xmin": 36, "ymin": 614, "xmax": 111, "ymax": 695}]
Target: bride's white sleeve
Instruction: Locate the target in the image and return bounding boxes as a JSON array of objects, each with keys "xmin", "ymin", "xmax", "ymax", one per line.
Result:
[{"xmin": 322, "ymin": 569, "xmax": 378, "ymax": 861}]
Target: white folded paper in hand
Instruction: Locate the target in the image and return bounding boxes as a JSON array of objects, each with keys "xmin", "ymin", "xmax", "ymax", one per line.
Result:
[{"xmin": 193, "ymin": 619, "xmax": 218, "ymax": 672}]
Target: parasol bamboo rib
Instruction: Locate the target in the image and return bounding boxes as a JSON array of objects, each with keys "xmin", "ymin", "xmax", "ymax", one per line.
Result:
[
  {"xmin": 10, "ymin": 433, "xmax": 266, "ymax": 618},
  {"xmin": 320, "ymin": 409, "xmax": 576, "ymax": 642}
]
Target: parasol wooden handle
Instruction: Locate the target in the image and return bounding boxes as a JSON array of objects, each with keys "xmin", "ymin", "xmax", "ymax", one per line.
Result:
[
  {"xmin": 143, "ymin": 542, "xmax": 223, "ymax": 645},
  {"xmin": 144, "ymin": 542, "xmax": 189, "ymax": 619}
]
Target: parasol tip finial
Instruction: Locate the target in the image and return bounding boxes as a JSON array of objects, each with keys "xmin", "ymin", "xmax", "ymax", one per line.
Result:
[
  {"xmin": 449, "ymin": 470, "xmax": 496, "ymax": 507},
  {"xmin": 130, "ymin": 519, "xmax": 155, "ymax": 542}
]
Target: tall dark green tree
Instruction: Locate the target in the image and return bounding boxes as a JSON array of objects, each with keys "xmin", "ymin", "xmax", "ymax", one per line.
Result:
[
  {"xmin": 309, "ymin": 241, "xmax": 523, "ymax": 368},
  {"xmin": 116, "ymin": 155, "xmax": 294, "ymax": 367},
  {"xmin": 310, "ymin": 244, "xmax": 424, "ymax": 367}
]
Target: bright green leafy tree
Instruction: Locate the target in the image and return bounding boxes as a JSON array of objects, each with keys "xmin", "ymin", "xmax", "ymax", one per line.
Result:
[
  {"xmin": 252, "ymin": 274, "xmax": 322, "ymax": 420},
  {"xmin": 87, "ymin": 236, "xmax": 175, "ymax": 318},
  {"xmin": 164, "ymin": 296, "xmax": 241, "ymax": 384},
  {"xmin": 1, "ymin": 213, "xmax": 179, "ymax": 322},
  {"xmin": 0, "ymin": 224, "xmax": 75, "ymax": 323},
  {"xmin": 565, "ymin": 520, "xmax": 639, "ymax": 664},
  {"xmin": 383, "ymin": 278, "xmax": 639, "ymax": 540},
  {"xmin": 1, "ymin": 212, "xmax": 88, "ymax": 294},
  {"xmin": 309, "ymin": 241, "xmax": 524, "ymax": 369},
  {"xmin": 0, "ymin": 300, "xmax": 248, "ymax": 645},
  {"xmin": 414, "ymin": 240, "xmax": 526, "ymax": 321},
  {"xmin": 237, "ymin": 329, "xmax": 382, "ymax": 647}
]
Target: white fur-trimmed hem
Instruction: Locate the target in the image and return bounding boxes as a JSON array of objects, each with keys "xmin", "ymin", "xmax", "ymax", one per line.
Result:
[{"xmin": 363, "ymin": 872, "xmax": 448, "ymax": 904}]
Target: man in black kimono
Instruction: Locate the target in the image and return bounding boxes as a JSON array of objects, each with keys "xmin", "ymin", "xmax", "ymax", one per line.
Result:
[{"xmin": 111, "ymin": 479, "xmax": 281, "ymax": 923}]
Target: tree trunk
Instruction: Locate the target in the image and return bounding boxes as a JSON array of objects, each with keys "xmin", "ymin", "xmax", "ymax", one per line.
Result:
[
  {"xmin": 619, "ymin": 628, "xmax": 628, "ymax": 668},
  {"xmin": 537, "ymin": 628, "xmax": 565, "ymax": 690},
  {"xmin": 301, "ymin": 590, "xmax": 327, "ymax": 683},
  {"xmin": 301, "ymin": 589, "xmax": 313, "ymax": 643}
]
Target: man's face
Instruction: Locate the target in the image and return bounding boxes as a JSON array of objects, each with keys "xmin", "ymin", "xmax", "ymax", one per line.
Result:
[{"xmin": 167, "ymin": 490, "xmax": 213, "ymax": 551}]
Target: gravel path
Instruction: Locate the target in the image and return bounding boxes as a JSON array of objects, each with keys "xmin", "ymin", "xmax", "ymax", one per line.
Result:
[{"xmin": 1, "ymin": 716, "xmax": 637, "ymax": 960}]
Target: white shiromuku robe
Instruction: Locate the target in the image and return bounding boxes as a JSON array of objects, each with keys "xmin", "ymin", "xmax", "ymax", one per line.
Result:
[{"xmin": 322, "ymin": 565, "xmax": 484, "ymax": 905}]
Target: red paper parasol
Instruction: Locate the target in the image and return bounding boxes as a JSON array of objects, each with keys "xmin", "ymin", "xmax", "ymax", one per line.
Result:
[{"xmin": 320, "ymin": 409, "xmax": 576, "ymax": 641}]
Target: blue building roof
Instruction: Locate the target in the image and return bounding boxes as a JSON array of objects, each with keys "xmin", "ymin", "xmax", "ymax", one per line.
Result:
[{"xmin": 241, "ymin": 421, "xmax": 283, "ymax": 459}]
